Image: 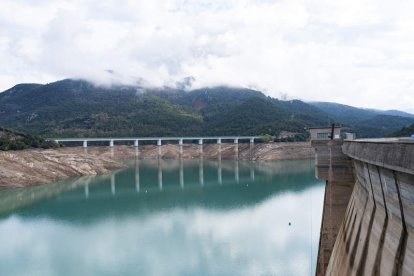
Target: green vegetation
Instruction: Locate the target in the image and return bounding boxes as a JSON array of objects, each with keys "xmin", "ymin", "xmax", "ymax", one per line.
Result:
[
  {"xmin": 0, "ymin": 127, "xmax": 59, "ymax": 151},
  {"xmin": 274, "ymin": 133, "xmax": 309, "ymax": 142},
  {"xmin": 260, "ymin": 134, "xmax": 273, "ymax": 142},
  {"xmin": 0, "ymin": 79, "xmax": 413, "ymax": 139},
  {"xmin": 389, "ymin": 124, "xmax": 414, "ymax": 137}
]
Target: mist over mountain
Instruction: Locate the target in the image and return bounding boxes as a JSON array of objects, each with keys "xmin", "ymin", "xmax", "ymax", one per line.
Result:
[{"xmin": 0, "ymin": 79, "xmax": 413, "ymax": 139}]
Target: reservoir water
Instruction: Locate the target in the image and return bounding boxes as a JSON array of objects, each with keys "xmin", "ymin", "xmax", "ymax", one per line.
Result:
[{"xmin": 0, "ymin": 159, "xmax": 325, "ymax": 276}]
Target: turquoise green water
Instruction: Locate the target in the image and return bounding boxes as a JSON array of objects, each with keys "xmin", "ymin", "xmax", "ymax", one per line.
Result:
[{"xmin": 0, "ymin": 159, "xmax": 325, "ymax": 276}]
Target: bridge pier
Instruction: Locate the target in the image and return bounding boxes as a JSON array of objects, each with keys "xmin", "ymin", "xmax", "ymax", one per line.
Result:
[
  {"xmin": 83, "ymin": 140, "xmax": 88, "ymax": 148},
  {"xmin": 198, "ymin": 139, "xmax": 203, "ymax": 145},
  {"xmin": 179, "ymin": 139, "xmax": 183, "ymax": 145},
  {"xmin": 134, "ymin": 140, "xmax": 139, "ymax": 147},
  {"xmin": 234, "ymin": 139, "xmax": 239, "ymax": 159},
  {"xmin": 157, "ymin": 139, "xmax": 162, "ymax": 146},
  {"xmin": 109, "ymin": 139, "xmax": 114, "ymax": 147},
  {"xmin": 217, "ymin": 138, "xmax": 221, "ymax": 144}
]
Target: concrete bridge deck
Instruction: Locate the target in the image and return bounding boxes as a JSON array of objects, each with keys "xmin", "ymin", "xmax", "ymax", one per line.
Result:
[{"xmin": 49, "ymin": 136, "xmax": 261, "ymax": 147}]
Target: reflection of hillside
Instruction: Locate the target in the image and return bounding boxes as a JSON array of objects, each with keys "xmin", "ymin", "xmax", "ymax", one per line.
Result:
[
  {"xmin": 125, "ymin": 159, "xmax": 314, "ymax": 175},
  {"xmin": 5, "ymin": 160, "xmax": 323, "ymax": 223},
  {"xmin": 0, "ymin": 175, "xmax": 101, "ymax": 216},
  {"xmin": 250, "ymin": 159, "xmax": 313, "ymax": 175},
  {"xmin": 14, "ymin": 182, "xmax": 321, "ymax": 223}
]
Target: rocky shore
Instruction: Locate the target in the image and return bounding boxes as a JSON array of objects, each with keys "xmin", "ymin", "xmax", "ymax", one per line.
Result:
[
  {"xmin": 0, "ymin": 142, "xmax": 313, "ymax": 188},
  {"xmin": 0, "ymin": 149, "xmax": 125, "ymax": 188}
]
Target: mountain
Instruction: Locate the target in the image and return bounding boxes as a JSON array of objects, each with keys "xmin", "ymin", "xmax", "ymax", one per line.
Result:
[
  {"xmin": 368, "ymin": 109, "xmax": 414, "ymax": 118},
  {"xmin": 309, "ymin": 102, "xmax": 375, "ymax": 124},
  {"xmin": 0, "ymin": 79, "xmax": 203, "ymax": 137},
  {"xmin": 352, "ymin": 115, "xmax": 414, "ymax": 138},
  {"xmin": 309, "ymin": 102, "xmax": 414, "ymax": 137},
  {"xmin": 310, "ymin": 102, "xmax": 414, "ymax": 122},
  {"xmin": 0, "ymin": 79, "xmax": 413, "ymax": 139}
]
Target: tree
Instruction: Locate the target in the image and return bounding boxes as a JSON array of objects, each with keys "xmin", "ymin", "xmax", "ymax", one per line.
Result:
[{"xmin": 260, "ymin": 134, "xmax": 273, "ymax": 142}]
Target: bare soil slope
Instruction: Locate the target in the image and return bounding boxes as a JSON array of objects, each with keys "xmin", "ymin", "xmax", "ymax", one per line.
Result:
[{"xmin": 0, "ymin": 149, "xmax": 125, "ymax": 188}]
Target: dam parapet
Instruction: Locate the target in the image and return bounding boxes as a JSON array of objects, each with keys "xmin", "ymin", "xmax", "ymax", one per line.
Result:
[{"xmin": 313, "ymin": 138, "xmax": 414, "ymax": 275}]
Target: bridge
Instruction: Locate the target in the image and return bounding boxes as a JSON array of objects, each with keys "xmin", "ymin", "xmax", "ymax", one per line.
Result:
[
  {"xmin": 50, "ymin": 136, "xmax": 261, "ymax": 148},
  {"xmin": 312, "ymin": 138, "xmax": 414, "ymax": 275}
]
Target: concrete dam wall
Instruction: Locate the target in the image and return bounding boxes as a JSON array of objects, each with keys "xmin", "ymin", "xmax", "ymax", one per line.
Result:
[{"xmin": 313, "ymin": 139, "xmax": 414, "ymax": 276}]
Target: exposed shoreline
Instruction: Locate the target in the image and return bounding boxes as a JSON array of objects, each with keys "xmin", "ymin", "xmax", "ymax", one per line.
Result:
[
  {"xmin": 0, "ymin": 149, "xmax": 126, "ymax": 188},
  {"xmin": 0, "ymin": 142, "xmax": 313, "ymax": 188},
  {"xmin": 75, "ymin": 142, "xmax": 314, "ymax": 161}
]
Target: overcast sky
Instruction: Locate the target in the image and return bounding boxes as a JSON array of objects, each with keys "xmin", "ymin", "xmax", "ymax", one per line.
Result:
[{"xmin": 1, "ymin": 0, "xmax": 414, "ymax": 112}]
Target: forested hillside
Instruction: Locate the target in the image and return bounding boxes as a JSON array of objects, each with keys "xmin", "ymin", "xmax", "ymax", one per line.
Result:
[
  {"xmin": 0, "ymin": 127, "xmax": 58, "ymax": 150},
  {"xmin": 0, "ymin": 79, "xmax": 413, "ymax": 139},
  {"xmin": 390, "ymin": 124, "xmax": 414, "ymax": 137}
]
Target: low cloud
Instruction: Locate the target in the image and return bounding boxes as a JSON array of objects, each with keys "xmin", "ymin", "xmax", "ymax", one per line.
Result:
[{"xmin": 0, "ymin": 0, "xmax": 414, "ymax": 112}]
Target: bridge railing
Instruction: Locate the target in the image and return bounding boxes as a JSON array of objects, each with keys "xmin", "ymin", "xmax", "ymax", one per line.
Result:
[{"xmin": 48, "ymin": 136, "xmax": 261, "ymax": 148}]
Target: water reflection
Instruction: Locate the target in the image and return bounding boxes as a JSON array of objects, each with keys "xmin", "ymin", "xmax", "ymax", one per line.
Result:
[
  {"xmin": 111, "ymin": 174, "xmax": 115, "ymax": 196},
  {"xmin": 218, "ymin": 159, "xmax": 222, "ymax": 185},
  {"xmin": 199, "ymin": 158, "xmax": 204, "ymax": 186},
  {"xmin": 84, "ymin": 183, "xmax": 89, "ymax": 199},
  {"xmin": 235, "ymin": 160, "xmax": 239, "ymax": 182},
  {"xmin": 135, "ymin": 160, "xmax": 140, "ymax": 193},
  {"xmin": 158, "ymin": 158, "xmax": 163, "ymax": 191},
  {"xmin": 0, "ymin": 159, "xmax": 320, "ymax": 215},
  {"xmin": 179, "ymin": 158, "xmax": 184, "ymax": 189},
  {"xmin": 0, "ymin": 159, "xmax": 325, "ymax": 276}
]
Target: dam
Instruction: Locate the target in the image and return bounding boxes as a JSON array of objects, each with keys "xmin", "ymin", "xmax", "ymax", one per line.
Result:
[{"xmin": 313, "ymin": 138, "xmax": 414, "ymax": 275}]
